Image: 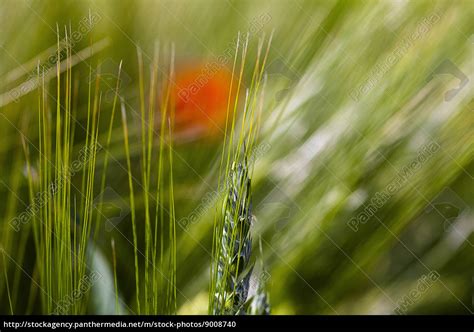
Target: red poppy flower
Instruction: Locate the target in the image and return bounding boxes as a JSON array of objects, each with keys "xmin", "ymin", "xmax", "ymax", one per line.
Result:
[{"xmin": 172, "ymin": 62, "xmax": 237, "ymax": 139}]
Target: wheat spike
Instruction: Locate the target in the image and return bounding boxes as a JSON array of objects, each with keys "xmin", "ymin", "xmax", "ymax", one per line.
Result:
[{"xmin": 214, "ymin": 157, "xmax": 254, "ymax": 314}]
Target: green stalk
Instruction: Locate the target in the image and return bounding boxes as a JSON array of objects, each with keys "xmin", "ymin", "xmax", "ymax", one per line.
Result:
[{"xmin": 120, "ymin": 98, "xmax": 141, "ymax": 314}]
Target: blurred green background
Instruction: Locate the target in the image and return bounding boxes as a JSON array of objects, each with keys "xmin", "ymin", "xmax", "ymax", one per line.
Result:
[{"xmin": 0, "ymin": 0, "xmax": 472, "ymax": 314}]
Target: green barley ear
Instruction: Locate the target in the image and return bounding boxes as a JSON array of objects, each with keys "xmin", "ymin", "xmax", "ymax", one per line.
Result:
[
  {"xmin": 214, "ymin": 153, "xmax": 254, "ymax": 315},
  {"xmin": 211, "ymin": 33, "xmax": 271, "ymax": 315}
]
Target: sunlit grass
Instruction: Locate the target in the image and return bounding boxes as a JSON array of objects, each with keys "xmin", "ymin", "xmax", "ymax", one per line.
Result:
[{"xmin": 0, "ymin": 0, "xmax": 472, "ymax": 315}]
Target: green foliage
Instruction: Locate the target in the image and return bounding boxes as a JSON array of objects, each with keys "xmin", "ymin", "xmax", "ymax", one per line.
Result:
[{"xmin": 0, "ymin": 0, "xmax": 472, "ymax": 315}]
